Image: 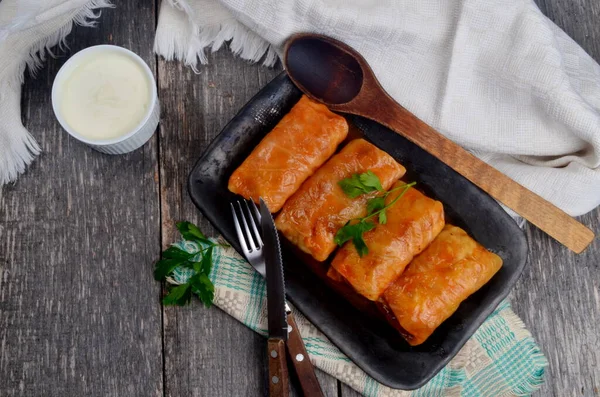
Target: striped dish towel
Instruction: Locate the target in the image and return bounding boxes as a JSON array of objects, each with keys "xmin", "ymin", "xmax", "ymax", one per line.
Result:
[{"xmin": 170, "ymin": 240, "xmax": 547, "ymax": 397}]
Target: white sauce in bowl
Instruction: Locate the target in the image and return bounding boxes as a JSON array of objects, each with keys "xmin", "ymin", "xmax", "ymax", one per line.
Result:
[{"xmin": 59, "ymin": 51, "xmax": 151, "ymax": 141}]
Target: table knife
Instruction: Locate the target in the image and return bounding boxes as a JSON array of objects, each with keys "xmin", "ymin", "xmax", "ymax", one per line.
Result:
[
  {"xmin": 259, "ymin": 199, "xmax": 324, "ymax": 397},
  {"xmin": 260, "ymin": 199, "xmax": 290, "ymax": 397}
]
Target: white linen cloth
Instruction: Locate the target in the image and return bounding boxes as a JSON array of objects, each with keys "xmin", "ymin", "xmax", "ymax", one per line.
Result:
[
  {"xmin": 0, "ymin": 0, "xmax": 113, "ymax": 185},
  {"xmin": 154, "ymin": 0, "xmax": 600, "ymax": 217}
]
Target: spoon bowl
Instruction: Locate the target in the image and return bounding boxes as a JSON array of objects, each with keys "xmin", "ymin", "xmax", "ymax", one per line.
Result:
[
  {"xmin": 284, "ymin": 33, "xmax": 594, "ymax": 253},
  {"xmin": 285, "ymin": 36, "xmax": 363, "ymax": 105}
]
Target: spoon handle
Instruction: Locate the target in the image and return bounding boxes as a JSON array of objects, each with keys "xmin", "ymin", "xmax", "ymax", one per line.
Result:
[{"xmin": 372, "ymin": 95, "xmax": 594, "ymax": 253}]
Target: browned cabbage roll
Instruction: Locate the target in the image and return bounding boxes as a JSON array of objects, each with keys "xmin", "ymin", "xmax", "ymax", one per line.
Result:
[
  {"xmin": 228, "ymin": 95, "xmax": 348, "ymax": 212},
  {"xmin": 382, "ymin": 225, "xmax": 503, "ymax": 345},
  {"xmin": 329, "ymin": 185, "xmax": 445, "ymax": 301},
  {"xmin": 275, "ymin": 139, "xmax": 405, "ymax": 261}
]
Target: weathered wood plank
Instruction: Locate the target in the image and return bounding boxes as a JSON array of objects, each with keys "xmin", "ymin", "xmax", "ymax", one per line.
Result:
[
  {"xmin": 513, "ymin": 1, "xmax": 600, "ymax": 397},
  {"xmin": 157, "ymin": 50, "xmax": 340, "ymax": 396},
  {"xmin": 512, "ymin": 211, "xmax": 600, "ymax": 397},
  {"xmin": 0, "ymin": 2, "xmax": 163, "ymax": 396}
]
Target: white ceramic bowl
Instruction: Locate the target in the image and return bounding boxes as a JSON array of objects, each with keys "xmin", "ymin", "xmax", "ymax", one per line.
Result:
[{"xmin": 51, "ymin": 45, "xmax": 160, "ymax": 154}]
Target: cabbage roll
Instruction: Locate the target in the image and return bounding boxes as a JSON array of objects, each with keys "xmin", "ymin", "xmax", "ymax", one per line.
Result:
[
  {"xmin": 330, "ymin": 185, "xmax": 445, "ymax": 301},
  {"xmin": 228, "ymin": 95, "xmax": 348, "ymax": 212},
  {"xmin": 382, "ymin": 225, "xmax": 503, "ymax": 345},
  {"xmin": 275, "ymin": 139, "xmax": 405, "ymax": 261}
]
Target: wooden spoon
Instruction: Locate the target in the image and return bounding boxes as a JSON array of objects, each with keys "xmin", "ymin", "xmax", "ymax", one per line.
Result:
[{"xmin": 283, "ymin": 33, "xmax": 594, "ymax": 253}]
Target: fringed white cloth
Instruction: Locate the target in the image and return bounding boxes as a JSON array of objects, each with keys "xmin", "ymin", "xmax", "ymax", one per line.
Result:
[
  {"xmin": 154, "ymin": 0, "xmax": 600, "ymax": 217},
  {"xmin": 0, "ymin": 0, "xmax": 113, "ymax": 185}
]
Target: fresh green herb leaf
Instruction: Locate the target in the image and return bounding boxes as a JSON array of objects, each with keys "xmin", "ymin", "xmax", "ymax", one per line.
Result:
[
  {"xmin": 162, "ymin": 283, "xmax": 193, "ymax": 306},
  {"xmin": 190, "ymin": 273, "xmax": 215, "ymax": 308},
  {"xmin": 334, "ymin": 221, "xmax": 354, "ymax": 245},
  {"xmin": 191, "ymin": 261, "xmax": 202, "ymax": 273},
  {"xmin": 378, "ymin": 211, "xmax": 387, "ymax": 225},
  {"xmin": 338, "ymin": 171, "xmax": 384, "ymax": 198},
  {"xmin": 366, "ymin": 196, "xmax": 386, "ymax": 215},
  {"xmin": 352, "ymin": 232, "xmax": 371, "ymax": 257},
  {"xmin": 359, "ymin": 171, "xmax": 384, "ymax": 192},
  {"xmin": 334, "ymin": 220, "xmax": 376, "ymax": 257},
  {"xmin": 154, "ymin": 258, "xmax": 185, "ymax": 281},
  {"xmin": 154, "ymin": 222, "xmax": 219, "ymax": 308},
  {"xmin": 176, "ymin": 222, "xmax": 212, "ymax": 245},
  {"xmin": 336, "ymin": 172, "xmax": 417, "ymax": 256},
  {"xmin": 162, "ymin": 246, "xmax": 195, "ymax": 260},
  {"xmin": 338, "ymin": 174, "xmax": 368, "ymax": 198},
  {"xmin": 201, "ymin": 246, "xmax": 214, "ymax": 274}
]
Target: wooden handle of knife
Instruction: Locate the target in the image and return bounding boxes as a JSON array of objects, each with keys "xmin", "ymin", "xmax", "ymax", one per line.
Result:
[
  {"xmin": 268, "ymin": 338, "xmax": 289, "ymax": 397},
  {"xmin": 286, "ymin": 313, "xmax": 324, "ymax": 397},
  {"xmin": 369, "ymin": 93, "xmax": 595, "ymax": 254}
]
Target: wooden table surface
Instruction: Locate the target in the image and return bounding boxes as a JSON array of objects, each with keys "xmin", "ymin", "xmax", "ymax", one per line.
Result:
[{"xmin": 1, "ymin": 1, "xmax": 599, "ymax": 396}]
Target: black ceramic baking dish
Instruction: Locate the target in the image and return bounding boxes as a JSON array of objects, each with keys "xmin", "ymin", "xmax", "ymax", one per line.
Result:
[{"xmin": 187, "ymin": 72, "xmax": 528, "ymax": 389}]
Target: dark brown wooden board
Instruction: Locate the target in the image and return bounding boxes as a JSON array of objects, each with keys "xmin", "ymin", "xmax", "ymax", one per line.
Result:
[
  {"xmin": 0, "ymin": 1, "xmax": 163, "ymax": 396},
  {"xmin": 1, "ymin": 0, "xmax": 599, "ymax": 396}
]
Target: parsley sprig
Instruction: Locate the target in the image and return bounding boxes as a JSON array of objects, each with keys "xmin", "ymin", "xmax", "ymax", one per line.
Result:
[
  {"xmin": 334, "ymin": 172, "xmax": 416, "ymax": 257},
  {"xmin": 338, "ymin": 170, "xmax": 384, "ymax": 198},
  {"xmin": 154, "ymin": 222, "xmax": 228, "ymax": 307}
]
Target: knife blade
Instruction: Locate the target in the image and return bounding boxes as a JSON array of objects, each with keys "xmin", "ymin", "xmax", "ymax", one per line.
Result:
[{"xmin": 259, "ymin": 198, "xmax": 288, "ymax": 341}]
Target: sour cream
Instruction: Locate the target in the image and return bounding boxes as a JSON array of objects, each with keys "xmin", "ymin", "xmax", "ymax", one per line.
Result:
[
  {"xmin": 60, "ymin": 51, "xmax": 150, "ymax": 140},
  {"xmin": 52, "ymin": 45, "xmax": 159, "ymax": 154}
]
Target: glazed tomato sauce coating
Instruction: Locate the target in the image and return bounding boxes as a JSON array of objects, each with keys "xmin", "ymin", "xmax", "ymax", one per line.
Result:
[
  {"xmin": 382, "ymin": 225, "xmax": 502, "ymax": 345},
  {"xmin": 228, "ymin": 95, "xmax": 348, "ymax": 212},
  {"xmin": 275, "ymin": 139, "xmax": 405, "ymax": 261},
  {"xmin": 331, "ymin": 185, "xmax": 445, "ymax": 301}
]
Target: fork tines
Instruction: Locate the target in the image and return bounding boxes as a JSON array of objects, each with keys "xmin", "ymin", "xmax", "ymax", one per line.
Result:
[{"xmin": 230, "ymin": 199, "xmax": 263, "ymax": 255}]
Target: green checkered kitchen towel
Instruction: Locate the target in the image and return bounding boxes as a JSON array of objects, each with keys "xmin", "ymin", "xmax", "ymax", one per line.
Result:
[{"xmin": 169, "ymin": 240, "xmax": 547, "ymax": 397}]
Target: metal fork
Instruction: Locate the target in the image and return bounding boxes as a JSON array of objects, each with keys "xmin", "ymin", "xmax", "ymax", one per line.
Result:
[
  {"xmin": 230, "ymin": 199, "xmax": 266, "ymax": 276},
  {"xmin": 230, "ymin": 198, "xmax": 325, "ymax": 397}
]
